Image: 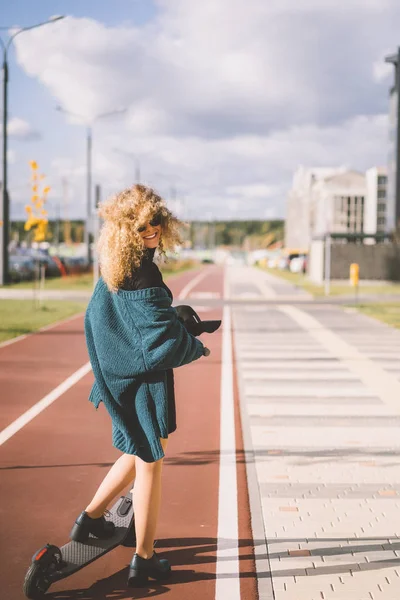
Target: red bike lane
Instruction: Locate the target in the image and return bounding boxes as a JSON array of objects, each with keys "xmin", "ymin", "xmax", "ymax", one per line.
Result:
[{"xmin": 0, "ymin": 265, "xmax": 258, "ymax": 600}]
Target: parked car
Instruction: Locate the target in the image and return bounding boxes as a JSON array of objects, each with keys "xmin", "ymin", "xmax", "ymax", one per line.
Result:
[
  {"xmin": 278, "ymin": 256, "xmax": 290, "ymax": 270},
  {"xmin": 289, "ymin": 254, "xmax": 308, "ymax": 274},
  {"xmin": 9, "ymin": 255, "xmax": 36, "ymax": 282},
  {"xmin": 27, "ymin": 252, "xmax": 62, "ymax": 278},
  {"xmin": 267, "ymin": 258, "xmax": 279, "ymax": 268},
  {"xmin": 62, "ymin": 256, "xmax": 89, "ymax": 275}
]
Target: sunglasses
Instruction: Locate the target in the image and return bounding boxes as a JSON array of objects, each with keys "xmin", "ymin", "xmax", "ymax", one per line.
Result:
[{"xmin": 137, "ymin": 213, "xmax": 162, "ymax": 233}]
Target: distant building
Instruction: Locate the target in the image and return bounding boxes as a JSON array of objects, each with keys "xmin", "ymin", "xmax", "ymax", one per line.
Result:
[
  {"xmin": 311, "ymin": 170, "xmax": 367, "ymax": 236},
  {"xmin": 285, "ymin": 166, "xmax": 344, "ymax": 249},
  {"xmin": 285, "ymin": 166, "xmax": 391, "ymax": 251},
  {"xmin": 365, "ymin": 167, "xmax": 388, "ymax": 235}
]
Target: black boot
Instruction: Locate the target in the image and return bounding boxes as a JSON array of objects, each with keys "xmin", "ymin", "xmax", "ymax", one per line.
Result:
[
  {"xmin": 70, "ymin": 511, "xmax": 115, "ymax": 542},
  {"xmin": 127, "ymin": 551, "xmax": 171, "ymax": 586}
]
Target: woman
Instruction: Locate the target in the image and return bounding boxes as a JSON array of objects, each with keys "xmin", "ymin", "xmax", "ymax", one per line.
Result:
[{"xmin": 70, "ymin": 184, "xmax": 209, "ymax": 586}]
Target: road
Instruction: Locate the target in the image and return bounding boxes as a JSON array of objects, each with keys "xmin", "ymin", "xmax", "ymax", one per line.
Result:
[{"xmin": 1, "ymin": 264, "xmax": 400, "ymax": 600}]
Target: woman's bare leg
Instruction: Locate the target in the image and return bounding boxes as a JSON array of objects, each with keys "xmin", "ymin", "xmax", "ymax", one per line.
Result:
[
  {"xmin": 85, "ymin": 453, "xmax": 136, "ymax": 518},
  {"xmin": 134, "ymin": 438, "xmax": 168, "ymax": 559}
]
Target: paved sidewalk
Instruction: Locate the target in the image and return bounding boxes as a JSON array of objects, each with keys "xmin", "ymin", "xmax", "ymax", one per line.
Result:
[
  {"xmin": 0, "ymin": 288, "xmax": 92, "ymax": 300},
  {"xmin": 230, "ymin": 267, "xmax": 400, "ymax": 600}
]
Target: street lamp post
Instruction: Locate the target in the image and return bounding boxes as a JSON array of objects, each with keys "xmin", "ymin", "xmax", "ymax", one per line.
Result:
[
  {"xmin": 87, "ymin": 125, "xmax": 92, "ymax": 265},
  {"xmin": 57, "ymin": 107, "xmax": 126, "ymax": 265},
  {"xmin": 0, "ymin": 16, "xmax": 65, "ymax": 285},
  {"xmin": 112, "ymin": 148, "xmax": 142, "ymax": 184},
  {"xmin": 385, "ymin": 48, "xmax": 400, "ymax": 234}
]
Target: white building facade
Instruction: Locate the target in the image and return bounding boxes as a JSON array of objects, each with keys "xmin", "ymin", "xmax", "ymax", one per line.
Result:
[
  {"xmin": 286, "ymin": 166, "xmax": 389, "ymax": 251},
  {"xmin": 285, "ymin": 166, "xmax": 345, "ymax": 249},
  {"xmin": 365, "ymin": 167, "xmax": 388, "ymax": 235},
  {"xmin": 311, "ymin": 170, "xmax": 367, "ymax": 236}
]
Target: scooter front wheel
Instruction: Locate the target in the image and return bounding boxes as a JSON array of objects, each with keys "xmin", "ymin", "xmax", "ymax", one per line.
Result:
[
  {"xmin": 23, "ymin": 563, "xmax": 51, "ymax": 599},
  {"xmin": 23, "ymin": 543, "xmax": 63, "ymax": 598}
]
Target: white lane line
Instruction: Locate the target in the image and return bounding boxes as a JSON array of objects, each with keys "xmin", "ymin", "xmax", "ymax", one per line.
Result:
[
  {"xmin": 215, "ymin": 270, "xmax": 240, "ymax": 599},
  {"xmin": 0, "ymin": 362, "xmax": 92, "ymax": 446},
  {"xmin": 178, "ymin": 268, "xmax": 212, "ymax": 300},
  {"xmin": 188, "ymin": 291, "xmax": 221, "ymax": 299},
  {"xmin": 240, "ymin": 361, "xmax": 345, "ymax": 371},
  {"xmin": 238, "ymin": 351, "xmax": 331, "ymax": 360},
  {"xmin": 246, "ymin": 403, "xmax": 397, "ymax": 417},
  {"xmin": 0, "ymin": 310, "xmax": 86, "ymax": 350},
  {"xmin": 246, "ymin": 386, "xmax": 371, "ymax": 397},
  {"xmin": 243, "ymin": 370, "xmax": 357, "ymax": 381},
  {"xmin": 280, "ymin": 305, "xmax": 400, "ymax": 413},
  {"xmin": 255, "ymin": 278, "xmax": 277, "ymax": 299}
]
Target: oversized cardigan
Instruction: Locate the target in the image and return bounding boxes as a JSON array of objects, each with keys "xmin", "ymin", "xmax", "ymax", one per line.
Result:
[
  {"xmin": 84, "ymin": 276, "xmax": 206, "ymax": 462},
  {"xmin": 120, "ymin": 247, "xmax": 177, "ymax": 435}
]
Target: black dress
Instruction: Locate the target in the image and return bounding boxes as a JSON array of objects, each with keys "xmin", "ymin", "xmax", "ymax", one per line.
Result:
[{"xmin": 121, "ymin": 247, "xmax": 177, "ymax": 435}]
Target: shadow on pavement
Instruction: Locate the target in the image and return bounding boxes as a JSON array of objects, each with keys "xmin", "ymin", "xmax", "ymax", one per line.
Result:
[
  {"xmin": 266, "ymin": 536, "xmax": 400, "ymax": 578},
  {"xmin": 45, "ymin": 536, "xmax": 261, "ymax": 600},
  {"xmin": 0, "ymin": 462, "xmax": 115, "ymax": 471}
]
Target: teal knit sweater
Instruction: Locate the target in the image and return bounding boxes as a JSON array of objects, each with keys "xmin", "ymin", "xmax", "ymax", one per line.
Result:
[{"xmin": 84, "ymin": 277, "xmax": 206, "ymax": 462}]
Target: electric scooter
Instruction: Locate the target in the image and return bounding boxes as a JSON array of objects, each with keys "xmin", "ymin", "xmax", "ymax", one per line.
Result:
[{"xmin": 23, "ymin": 491, "xmax": 135, "ymax": 599}]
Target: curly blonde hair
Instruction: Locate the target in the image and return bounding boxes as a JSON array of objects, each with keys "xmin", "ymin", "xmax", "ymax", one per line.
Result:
[{"xmin": 97, "ymin": 184, "xmax": 183, "ymax": 292}]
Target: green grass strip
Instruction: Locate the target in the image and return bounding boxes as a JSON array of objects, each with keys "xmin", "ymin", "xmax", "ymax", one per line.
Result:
[
  {"xmin": 0, "ymin": 300, "xmax": 88, "ymax": 344},
  {"xmin": 347, "ymin": 303, "xmax": 400, "ymax": 330},
  {"xmin": 258, "ymin": 265, "xmax": 400, "ymax": 297}
]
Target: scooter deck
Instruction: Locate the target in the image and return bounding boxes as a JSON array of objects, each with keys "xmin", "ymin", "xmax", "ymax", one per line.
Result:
[{"xmin": 49, "ymin": 493, "xmax": 135, "ymax": 582}]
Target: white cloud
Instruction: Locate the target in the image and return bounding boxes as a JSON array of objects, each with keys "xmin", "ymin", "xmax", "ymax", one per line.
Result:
[
  {"xmin": 226, "ymin": 184, "xmax": 282, "ymax": 198},
  {"xmin": 372, "ymin": 52, "xmax": 394, "ymax": 83},
  {"xmin": 5, "ymin": 117, "xmax": 40, "ymax": 140},
  {"xmin": 11, "ymin": 1, "xmax": 399, "ymax": 219},
  {"xmin": 7, "ymin": 149, "xmax": 17, "ymax": 164}
]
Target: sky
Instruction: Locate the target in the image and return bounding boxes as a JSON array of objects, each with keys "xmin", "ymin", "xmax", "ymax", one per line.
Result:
[{"xmin": 1, "ymin": 0, "xmax": 399, "ymax": 222}]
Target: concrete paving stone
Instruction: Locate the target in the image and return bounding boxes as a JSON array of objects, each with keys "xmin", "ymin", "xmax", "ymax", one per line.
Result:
[
  {"xmin": 255, "ymin": 465, "xmax": 400, "ymax": 485},
  {"xmin": 246, "ymin": 385, "xmax": 373, "ymax": 397},
  {"xmin": 288, "ymin": 548, "xmax": 311, "ymax": 556},
  {"xmin": 269, "ymin": 557, "xmax": 318, "ymax": 571},
  {"xmin": 246, "ymin": 395, "xmax": 383, "ymax": 404},
  {"xmin": 260, "ymin": 483, "xmax": 400, "ymax": 499},
  {"xmin": 284, "ymin": 575, "xmax": 395, "ymax": 594},
  {"xmin": 239, "ymin": 343, "xmax": 324, "ymax": 350},
  {"xmin": 360, "ymin": 551, "xmax": 399, "ymax": 562},
  {"xmin": 382, "ymin": 542, "xmax": 400, "ymax": 549},
  {"xmin": 297, "ymin": 541, "xmax": 352, "ymax": 551},
  {"xmin": 251, "ymin": 427, "xmax": 400, "ymax": 447},
  {"xmin": 268, "ymin": 542, "xmax": 299, "ymax": 552},
  {"xmin": 241, "ymin": 360, "xmax": 345, "ymax": 370},
  {"xmin": 251, "ymin": 415, "xmax": 400, "ymax": 427},
  {"xmin": 244, "ymin": 371, "xmax": 359, "ymax": 381},
  {"xmin": 321, "ymin": 554, "xmax": 368, "ymax": 564},
  {"xmin": 306, "ymin": 564, "xmax": 361, "ymax": 575},
  {"xmin": 246, "ymin": 404, "xmax": 397, "ymax": 417},
  {"xmin": 274, "ymin": 594, "xmax": 326, "ymax": 600},
  {"xmin": 358, "ymin": 560, "xmax": 400, "ymax": 571},
  {"xmin": 253, "ymin": 447, "xmax": 400, "ymax": 462},
  {"xmin": 270, "ymin": 577, "xmax": 295, "ymax": 591}
]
